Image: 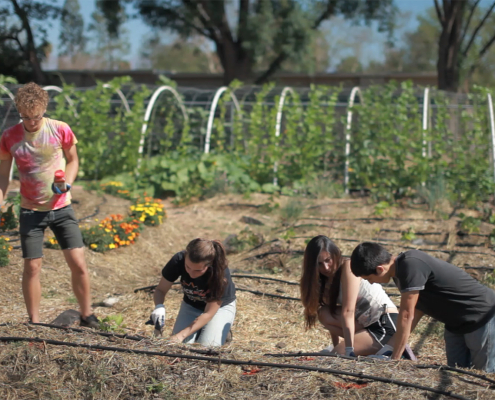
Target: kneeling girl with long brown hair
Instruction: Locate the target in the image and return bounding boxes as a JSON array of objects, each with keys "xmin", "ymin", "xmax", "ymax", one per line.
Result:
[
  {"xmin": 300, "ymin": 235, "xmax": 399, "ymax": 356},
  {"xmin": 148, "ymin": 238, "xmax": 236, "ymax": 347}
]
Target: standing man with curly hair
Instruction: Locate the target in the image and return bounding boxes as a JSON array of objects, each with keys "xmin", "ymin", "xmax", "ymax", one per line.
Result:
[{"xmin": 0, "ymin": 82, "xmax": 99, "ymax": 328}]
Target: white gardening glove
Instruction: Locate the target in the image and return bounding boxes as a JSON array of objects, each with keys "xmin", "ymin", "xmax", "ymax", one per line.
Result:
[
  {"xmin": 368, "ymin": 344, "xmax": 393, "ymax": 359},
  {"xmin": 345, "ymin": 347, "xmax": 356, "ymax": 357},
  {"xmin": 146, "ymin": 304, "xmax": 165, "ymax": 336}
]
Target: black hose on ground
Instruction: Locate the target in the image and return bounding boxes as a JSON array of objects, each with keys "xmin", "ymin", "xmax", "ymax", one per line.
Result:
[
  {"xmin": 0, "ymin": 336, "xmax": 471, "ymax": 400},
  {"xmin": 416, "ymin": 364, "xmax": 495, "ymax": 386},
  {"xmin": 231, "ymin": 274, "xmax": 299, "ymax": 285}
]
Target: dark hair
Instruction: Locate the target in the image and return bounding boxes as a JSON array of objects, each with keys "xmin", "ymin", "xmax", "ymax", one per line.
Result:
[
  {"xmin": 185, "ymin": 238, "xmax": 228, "ymax": 301},
  {"xmin": 300, "ymin": 235, "xmax": 343, "ymax": 329},
  {"xmin": 350, "ymin": 242, "xmax": 392, "ymax": 277}
]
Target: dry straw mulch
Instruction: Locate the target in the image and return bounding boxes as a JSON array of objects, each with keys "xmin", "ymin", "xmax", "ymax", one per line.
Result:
[{"xmin": 0, "ymin": 189, "xmax": 494, "ymax": 399}]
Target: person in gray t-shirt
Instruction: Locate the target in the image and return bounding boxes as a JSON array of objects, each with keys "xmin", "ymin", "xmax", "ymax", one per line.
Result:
[{"xmin": 350, "ymin": 243, "xmax": 495, "ymax": 372}]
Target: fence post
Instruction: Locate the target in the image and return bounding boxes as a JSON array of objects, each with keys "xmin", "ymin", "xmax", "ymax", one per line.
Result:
[
  {"xmin": 273, "ymin": 87, "xmax": 295, "ymax": 186},
  {"xmin": 137, "ymin": 86, "xmax": 188, "ymax": 172},
  {"xmin": 344, "ymin": 87, "xmax": 362, "ymax": 195},
  {"xmin": 422, "ymin": 87, "xmax": 430, "ymax": 158},
  {"xmin": 204, "ymin": 87, "xmax": 241, "ymax": 154},
  {"xmin": 488, "ymin": 93, "xmax": 495, "ymax": 200}
]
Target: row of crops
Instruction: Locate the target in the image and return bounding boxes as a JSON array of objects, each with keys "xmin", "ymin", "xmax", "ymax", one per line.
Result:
[{"xmin": 1, "ymin": 76, "xmax": 494, "ymax": 206}]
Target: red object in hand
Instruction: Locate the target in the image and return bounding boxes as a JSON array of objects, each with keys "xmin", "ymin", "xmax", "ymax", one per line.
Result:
[{"xmin": 53, "ymin": 170, "xmax": 67, "ymax": 192}]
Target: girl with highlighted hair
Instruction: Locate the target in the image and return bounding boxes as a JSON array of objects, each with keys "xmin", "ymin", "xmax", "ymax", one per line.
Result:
[
  {"xmin": 148, "ymin": 238, "xmax": 236, "ymax": 347},
  {"xmin": 300, "ymin": 235, "xmax": 410, "ymax": 357}
]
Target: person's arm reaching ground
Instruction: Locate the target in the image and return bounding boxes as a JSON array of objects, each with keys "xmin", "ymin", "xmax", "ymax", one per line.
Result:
[
  {"xmin": 340, "ymin": 260, "xmax": 361, "ymax": 355},
  {"xmin": 391, "ymin": 291, "xmax": 420, "ymax": 359},
  {"xmin": 169, "ymin": 300, "xmax": 222, "ymax": 343}
]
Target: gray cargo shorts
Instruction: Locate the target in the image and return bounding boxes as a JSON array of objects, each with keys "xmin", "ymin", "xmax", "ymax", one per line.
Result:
[{"xmin": 20, "ymin": 205, "xmax": 84, "ymax": 259}]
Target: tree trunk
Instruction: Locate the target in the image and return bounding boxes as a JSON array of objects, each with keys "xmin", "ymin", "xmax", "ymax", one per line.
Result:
[
  {"xmin": 437, "ymin": 1, "xmax": 467, "ymax": 92},
  {"xmin": 216, "ymin": 38, "xmax": 252, "ymax": 85},
  {"xmin": 11, "ymin": 0, "xmax": 46, "ymax": 84}
]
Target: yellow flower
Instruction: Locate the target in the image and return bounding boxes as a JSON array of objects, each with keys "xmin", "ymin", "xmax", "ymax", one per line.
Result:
[
  {"xmin": 105, "ymin": 229, "xmax": 111, "ymax": 233},
  {"xmin": 109, "ymin": 243, "xmax": 116, "ymax": 249},
  {"xmin": 90, "ymin": 244, "xmax": 97, "ymax": 249}
]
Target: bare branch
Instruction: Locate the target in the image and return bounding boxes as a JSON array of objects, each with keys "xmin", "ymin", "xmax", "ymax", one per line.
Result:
[
  {"xmin": 237, "ymin": 0, "xmax": 250, "ymax": 43},
  {"xmin": 255, "ymin": 1, "xmax": 338, "ymax": 84},
  {"xmin": 460, "ymin": 0, "xmax": 481, "ymax": 44},
  {"xmin": 434, "ymin": 0, "xmax": 444, "ymax": 26},
  {"xmin": 182, "ymin": 0, "xmax": 220, "ymax": 43},
  {"xmin": 464, "ymin": 31, "xmax": 495, "ymax": 83},
  {"xmin": 462, "ymin": 1, "xmax": 495, "ymax": 58}
]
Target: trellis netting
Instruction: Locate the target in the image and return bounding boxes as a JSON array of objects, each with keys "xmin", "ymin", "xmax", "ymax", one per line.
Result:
[{"xmin": 1, "ymin": 80, "xmax": 494, "ymax": 203}]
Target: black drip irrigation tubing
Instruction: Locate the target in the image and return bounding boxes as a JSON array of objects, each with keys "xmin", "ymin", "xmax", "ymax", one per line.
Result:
[
  {"xmin": 134, "ymin": 284, "xmax": 302, "ymax": 302},
  {"xmin": 235, "ymin": 288, "xmax": 301, "ymax": 301},
  {"xmin": 300, "ymin": 217, "xmax": 440, "ymax": 223},
  {"xmin": 267, "ymin": 352, "xmax": 495, "ymax": 390},
  {"xmin": 416, "ymin": 365, "xmax": 495, "ymax": 386},
  {"xmin": 231, "ymin": 274, "xmax": 299, "ymax": 286},
  {"xmin": 0, "ymin": 336, "xmax": 471, "ymax": 400},
  {"xmin": 76, "ymin": 195, "xmax": 107, "ymax": 222},
  {"xmin": 242, "ymin": 250, "xmax": 305, "ymax": 261},
  {"xmin": 29, "ymin": 322, "xmax": 146, "ymax": 342}
]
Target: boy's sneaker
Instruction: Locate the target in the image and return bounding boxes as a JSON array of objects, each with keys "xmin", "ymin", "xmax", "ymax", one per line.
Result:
[{"xmin": 80, "ymin": 314, "xmax": 100, "ymax": 329}]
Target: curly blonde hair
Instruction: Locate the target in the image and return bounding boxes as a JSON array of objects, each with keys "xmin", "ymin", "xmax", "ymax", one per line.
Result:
[{"xmin": 15, "ymin": 82, "xmax": 49, "ymax": 112}]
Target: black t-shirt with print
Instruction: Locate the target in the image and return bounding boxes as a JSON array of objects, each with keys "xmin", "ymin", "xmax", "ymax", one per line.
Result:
[
  {"xmin": 393, "ymin": 250, "xmax": 495, "ymax": 334},
  {"xmin": 162, "ymin": 251, "xmax": 236, "ymax": 311}
]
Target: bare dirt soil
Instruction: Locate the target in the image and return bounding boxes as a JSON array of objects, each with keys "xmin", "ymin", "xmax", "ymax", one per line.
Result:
[{"xmin": 0, "ymin": 186, "xmax": 494, "ymax": 400}]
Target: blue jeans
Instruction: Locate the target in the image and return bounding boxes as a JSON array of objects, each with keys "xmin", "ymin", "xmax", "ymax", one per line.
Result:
[
  {"xmin": 444, "ymin": 313, "xmax": 495, "ymax": 372},
  {"xmin": 172, "ymin": 300, "xmax": 236, "ymax": 347}
]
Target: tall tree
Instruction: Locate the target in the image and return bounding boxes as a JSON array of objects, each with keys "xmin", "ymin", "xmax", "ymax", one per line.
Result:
[
  {"xmin": 0, "ymin": 0, "xmax": 60, "ymax": 83},
  {"xmin": 100, "ymin": 0, "xmax": 396, "ymax": 84},
  {"xmin": 87, "ymin": 1, "xmax": 131, "ymax": 70},
  {"xmin": 434, "ymin": 0, "xmax": 495, "ymax": 91},
  {"xmin": 59, "ymin": 0, "xmax": 86, "ymax": 66}
]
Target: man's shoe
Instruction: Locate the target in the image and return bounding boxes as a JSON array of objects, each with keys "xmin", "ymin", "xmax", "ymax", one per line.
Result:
[{"xmin": 80, "ymin": 314, "xmax": 100, "ymax": 329}]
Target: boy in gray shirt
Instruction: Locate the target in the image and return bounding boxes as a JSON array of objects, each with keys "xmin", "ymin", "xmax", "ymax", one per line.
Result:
[{"xmin": 351, "ymin": 243, "xmax": 495, "ymax": 372}]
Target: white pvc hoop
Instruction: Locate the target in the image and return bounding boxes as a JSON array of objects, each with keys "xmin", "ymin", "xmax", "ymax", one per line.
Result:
[
  {"xmin": 137, "ymin": 85, "xmax": 189, "ymax": 171},
  {"xmin": 204, "ymin": 86, "xmax": 242, "ymax": 154},
  {"xmin": 344, "ymin": 87, "xmax": 363, "ymax": 195},
  {"xmin": 102, "ymin": 83, "xmax": 131, "ymax": 113},
  {"xmin": 488, "ymin": 93, "xmax": 495, "ymax": 200},
  {"xmin": 43, "ymin": 85, "xmax": 76, "ymax": 108},
  {"xmin": 0, "ymin": 85, "xmax": 16, "ymax": 182},
  {"xmin": 273, "ymin": 87, "xmax": 296, "ymax": 186},
  {"xmin": 422, "ymin": 88, "xmax": 430, "ymax": 158},
  {"xmin": 0, "ymin": 84, "xmax": 15, "ymax": 101}
]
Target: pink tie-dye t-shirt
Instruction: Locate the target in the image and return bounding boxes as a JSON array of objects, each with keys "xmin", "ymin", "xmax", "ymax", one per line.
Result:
[{"xmin": 0, "ymin": 118, "xmax": 77, "ymax": 211}]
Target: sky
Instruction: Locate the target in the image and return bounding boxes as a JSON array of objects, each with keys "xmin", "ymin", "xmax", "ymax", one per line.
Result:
[{"xmin": 43, "ymin": 0, "xmax": 451, "ymax": 70}]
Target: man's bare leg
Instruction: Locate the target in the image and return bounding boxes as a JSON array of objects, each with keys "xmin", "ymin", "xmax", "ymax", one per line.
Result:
[
  {"xmin": 63, "ymin": 247, "xmax": 92, "ymax": 318},
  {"xmin": 22, "ymin": 258, "xmax": 43, "ymax": 323}
]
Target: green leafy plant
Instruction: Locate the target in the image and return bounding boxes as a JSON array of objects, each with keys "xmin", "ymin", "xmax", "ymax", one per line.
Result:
[
  {"xmin": 279, "ymin": 199, "xmax": 305, "ymax": 226},
  {"xmin": 99, "ymin": 314, "xmax": 126, "ymax": 333},
  {"xmin": 458, "ymin": 213, "xmax": 481, "ymax": 234},
  {"xmin": 401, "ymin": 228, "xmax": 417, "ymax": 242},
  {"xmin": 373, "ymin": 201, "xmax": 392, "ymax": 217}
]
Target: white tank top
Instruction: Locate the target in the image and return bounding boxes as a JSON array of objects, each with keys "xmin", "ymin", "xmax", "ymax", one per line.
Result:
[{"xmin": 337, "ymin": 279, "xmax": 396, "ymax": 327}]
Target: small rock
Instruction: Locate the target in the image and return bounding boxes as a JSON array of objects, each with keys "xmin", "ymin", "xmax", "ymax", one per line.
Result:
[
  {"xmin": 102, "ymin": 297, "xmax": 120, "ymax": 307},
  {"xmin": 50, "ymin": 309, "xmax": 80, "ymax": 327},
  {"xmin": 411, "ymin": 238, "xmax": 425, "ymax": 246},
  {"xmin": 275, "ymin": 341, "xmax": 287, "ymax": 349}
]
